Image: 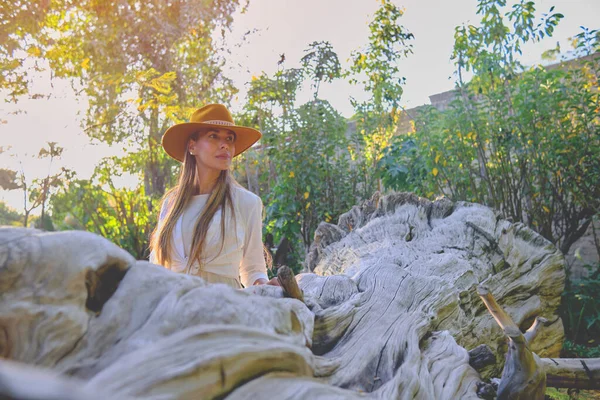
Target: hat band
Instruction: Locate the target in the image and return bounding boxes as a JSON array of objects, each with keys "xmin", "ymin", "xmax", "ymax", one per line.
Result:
[{"xmin": 202, "ymin": 119, "xmax": 235, "ymax": 126}]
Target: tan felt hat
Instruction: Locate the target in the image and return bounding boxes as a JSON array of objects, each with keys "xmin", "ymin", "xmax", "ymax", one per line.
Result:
[{"xmin": 161, "ymin": 104, "xmax": 261, "ymax": 162}]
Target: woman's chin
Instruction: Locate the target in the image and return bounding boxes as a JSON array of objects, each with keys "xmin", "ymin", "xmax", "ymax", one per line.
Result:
[{"xmin": 215, "ymin": 161, "xmax": 232, "ymax": 170}]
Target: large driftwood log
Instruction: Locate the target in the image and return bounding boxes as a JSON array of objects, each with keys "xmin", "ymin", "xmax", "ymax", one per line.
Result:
[
  {"xmin": 305, "ymin": 193, "xmax": 565, "ymax": 380},
  {"xmin": 0, "ymin": 193, "xmax": 573, "ymax": 399}
]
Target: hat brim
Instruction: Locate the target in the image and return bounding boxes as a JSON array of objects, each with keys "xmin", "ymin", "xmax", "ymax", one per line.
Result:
[{"xmin": 161, "ymin": 122, "xmax": 262, "ymax": 162}]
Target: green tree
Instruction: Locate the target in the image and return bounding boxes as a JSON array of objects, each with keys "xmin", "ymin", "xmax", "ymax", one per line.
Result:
[
  {"xmin": 235, "ymin": 43, "xmax": 358, "ymax": 269},
  {"xmin": 381, "ymin": 0, "xmax": 599, "ymax": 256},
  {"xmin": 51, "ymin": 157, "xmax": 155, "ymax": 258},
  {"xmin": 265, "ymin": 99, "xmax": 353, "ymax": 256},
  {"xmin": 347, "ymin": 0, "xmax": 414, "ymax": 198},
  {"xmin": 0, "ymin": 201, "xmax": 24, "ymax": 226},
  {"xmin": 1, "ymin": 0, "xmax": 242, "ymax": 203},
  {"xmin": 2, "ymin": 0, "xmax": 246, "ymax": 254},
  {"xmin": 301, "ymin": 41, "xmax": 342, "ymax": 100},
  {"xmin": 0, "ymin": 142, "xmax": 72, "ymax": 228},
  {"xmin": 242, "ymin": 66, "xmax": 304, "ymax": 194}
]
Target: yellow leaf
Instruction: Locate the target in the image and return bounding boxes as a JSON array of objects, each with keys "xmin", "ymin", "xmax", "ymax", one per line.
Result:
[
  {"xmin": 251, "ymin": 75, "xmax": 258, "ymax": 81},
  {"xmin": 289, "ymin": 171, "xmax": 295, "ymax": 178},
  {"xmin": 304, "ymin": 192, "xmax": 309, "ymax": 199},
  {"xmin": 543, "ymin": 206, "xmax": 550, "ymax": 213},
  {"xmin": 432, "ymin": 168, "xmax": 439, "ymax": 177},
  {"xmin": 435, "ymin": 153, "xmax": 440, "ymax": 164},
  {"xmin": 27, "ymin": 46, "xmax": 42, "ymax": 57},
  {"xmin": 81, "ymin": 58, "xmax": 90, "ymax": 70},
  {"xmin": 306, "ymin": 202, "xmax": 311, "ymax": 210}
]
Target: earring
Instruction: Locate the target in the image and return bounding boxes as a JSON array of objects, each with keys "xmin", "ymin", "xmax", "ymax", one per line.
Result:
[{"xmin": 189, "ymin": 151, "xmax": 194, "ymax": 155}]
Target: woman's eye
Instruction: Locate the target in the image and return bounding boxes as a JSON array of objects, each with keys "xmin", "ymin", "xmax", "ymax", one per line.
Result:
[
  {"xmin": 227, "ymin": 136, "xmax": 234, "ymax": 142},
  {"xmin": 209, "ymin": 134, "xmax": 217, "ymax": 139}
]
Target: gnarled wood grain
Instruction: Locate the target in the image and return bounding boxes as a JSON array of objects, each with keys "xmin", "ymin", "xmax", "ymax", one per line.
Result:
[{"xmin": 0, "ymin": 193, "xmax": 570, "ymax": 399}]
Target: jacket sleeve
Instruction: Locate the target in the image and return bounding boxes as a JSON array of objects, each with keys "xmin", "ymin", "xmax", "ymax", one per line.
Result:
[{"xmin": 239, "ymin": 196, "xmax": 269, "ymax": 287}]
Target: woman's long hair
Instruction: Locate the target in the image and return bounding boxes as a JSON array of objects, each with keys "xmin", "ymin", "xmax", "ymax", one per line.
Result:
[{"xmin": 150, "ymin": 132, "xmax": 235, "ymax": 272}]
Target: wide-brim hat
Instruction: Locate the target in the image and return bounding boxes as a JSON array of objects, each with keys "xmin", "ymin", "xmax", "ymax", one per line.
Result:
[{"xmin": 161, "ymin": 104, "xmax": 261, "ymax": 162}]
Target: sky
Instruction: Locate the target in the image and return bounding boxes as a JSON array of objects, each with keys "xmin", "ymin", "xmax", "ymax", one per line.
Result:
[{"xmin": 1, "ymin": 0, "xmax": 599, "ymax": 213}]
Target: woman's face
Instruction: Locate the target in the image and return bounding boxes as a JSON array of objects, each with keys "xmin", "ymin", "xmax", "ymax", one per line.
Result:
[{"xmin": 189, "ymin": 128, "xmax": 236, "ymax": 172}]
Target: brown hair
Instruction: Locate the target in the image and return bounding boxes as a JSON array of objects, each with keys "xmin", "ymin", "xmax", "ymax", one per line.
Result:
[{"xmin": 149, "ymin": 132, "xmax": 235, "ymax": 272}]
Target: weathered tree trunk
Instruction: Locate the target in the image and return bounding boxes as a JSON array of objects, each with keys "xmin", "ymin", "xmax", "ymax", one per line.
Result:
[{"xmin": 0, "ymin": 192, "xmax": 583, "ymax": 399}]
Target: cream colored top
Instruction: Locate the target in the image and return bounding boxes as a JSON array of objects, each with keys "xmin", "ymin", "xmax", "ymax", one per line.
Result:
[{"xmin": 149, "ymin": 186, "xmax": 269, "ymax": 287}]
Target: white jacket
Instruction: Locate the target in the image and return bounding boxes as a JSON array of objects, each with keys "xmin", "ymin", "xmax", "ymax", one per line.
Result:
[{"xmin": 149, "ymin": 186, "xmax": 269, "ymax": 287}]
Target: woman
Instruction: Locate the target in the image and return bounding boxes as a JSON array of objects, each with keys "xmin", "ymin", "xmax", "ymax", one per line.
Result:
[{"xmin": 149, "ymin": 104, "xmax": 275, "ymax": 289}]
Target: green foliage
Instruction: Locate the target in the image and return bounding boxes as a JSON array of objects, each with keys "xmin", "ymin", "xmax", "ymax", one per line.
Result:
[
  {"xmin": 237, "ymin": 0, "xmax": 416, "ymax": 267},
  {"xmin": 378, "ymin": 136, "xmax": 427, "ymax": 194},
  {"xmin": 379, "ymin": 0, "xmax": 600, "ymax": 255},
  {"xmin": 301, "ymin": 41, "xmax": 341, "ymax": 99},
  {"xmin": 51, "ymin": 174, "xmax": 156, "ymax": 259},
  {"xmin": 545, "ymin": 388, "xmax": 572, "ymax": 400},
  {"xmin": 347, "ymin": 0, "xmax": 414, "ymax": 198},
  {"xmin": 562, "ymin": 340, "xmax": 600, "ymax": 358},
  {"xmin": 348, "ymin": 0, "xmax": 413, "ymax": 111},
  {"xmin": 265, "ymin": 100, "xmax": 355, "ymax": 258},
  {"xmin": 0, "ymin": 143, "xmax": 72, "ymax": 227},
  {"xmin": 546, "ymin": 387, "xmax": 600, "ymax": 400},
  {"xmin": 240, "ymin": 43, "xmax": 358, "ymax": 270},
  {"xmin": 560, "ymin": 264, "xmax": 600, "ymax": 348},
  {"xmin": 2, "ymin": 0, "xmax": 242, "ymax": 231},
  {"xmin": 0, "ymin": 201, "xmax": 24, "ymax": 226}
]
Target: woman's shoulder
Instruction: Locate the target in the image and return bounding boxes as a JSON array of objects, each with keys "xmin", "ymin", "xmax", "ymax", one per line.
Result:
[{"xmin": 231, "ymin": 185, "xmax": 262, "ymax": 208}]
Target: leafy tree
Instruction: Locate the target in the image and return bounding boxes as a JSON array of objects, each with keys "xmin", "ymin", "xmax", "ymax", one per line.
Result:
[
  {"xmin": 347, "ymin": 0, "xmax": 414, "ymax": 198},
  {"xmin": 2, "ymin": 0, "xmax": 248, "ymax": 256},
  {"xmin": 0, "ymin": 142, "xmax": 72, "ymax": 227},
  {"xmin": 1, "ymin": 0, "xmax": 242, "ymax": 206},
  {"xmin": 235, "ymin": 43, "xmax": 357, "ymax": 269},
  {"xmin": 51, "ymin": 157, "xmax": 155, "ymax": 258},
  {"xmin": 0, "ymin": 201, "xmax": 24, "ymax": 226},
  {"xmin": 265, "ymin": 99, "xmax": 353, "ymax": 256},
  {"xmin": 301, "ymin": 41, "xmax": 342, "ymax": 100},
  {"xmin": 240, "ymin": 66, "xmax": 304, "ymax": 195},
  {"xmin": 380, "ymin": 0, "xmax": 599, "ymax": 256}
]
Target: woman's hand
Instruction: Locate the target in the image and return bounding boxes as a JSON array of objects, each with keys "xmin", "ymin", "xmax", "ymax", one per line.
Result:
[{"xmin": 253, "ymin": 277, "xmax": 281, "ymax": 286}]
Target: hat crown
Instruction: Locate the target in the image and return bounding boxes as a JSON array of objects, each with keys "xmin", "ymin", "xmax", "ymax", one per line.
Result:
[{"xmin": 190, "ymin": 104, "xmax": 234, "ymax": 124}]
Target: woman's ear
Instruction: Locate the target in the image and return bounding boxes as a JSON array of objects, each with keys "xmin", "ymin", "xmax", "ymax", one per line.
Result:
[{"xmin": 188, "ymin": 139, "xmax": 196, "ymax": 155}]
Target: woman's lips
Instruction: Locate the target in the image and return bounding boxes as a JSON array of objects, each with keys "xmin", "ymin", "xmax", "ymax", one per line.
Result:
[{"xmin": 216, "ymin": 154, "xmax": 231, "ymax": 160}]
